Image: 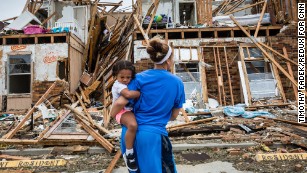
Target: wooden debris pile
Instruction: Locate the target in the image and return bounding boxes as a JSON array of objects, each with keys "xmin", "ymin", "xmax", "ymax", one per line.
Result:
[{"xmin": 168, "ymin": 108, "xmax": 306, "ymax": 150}]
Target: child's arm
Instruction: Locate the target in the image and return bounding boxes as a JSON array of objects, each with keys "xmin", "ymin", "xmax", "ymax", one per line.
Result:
[
  {"xmin": 110, "ymin": 96, "xmax": 129, "ymax": 118},
  {"xmin": 169, "ymin": 108, "xmax": 180, "ymax": 121},
  {"xmin": 120, "ymin": 88, "xmax": 140, "ymax": 99}
]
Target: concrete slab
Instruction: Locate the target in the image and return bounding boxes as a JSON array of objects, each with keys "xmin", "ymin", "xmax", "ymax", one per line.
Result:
[{"xmin": 111, "ymin": 161, "xmax": 253, "ymax": 173}]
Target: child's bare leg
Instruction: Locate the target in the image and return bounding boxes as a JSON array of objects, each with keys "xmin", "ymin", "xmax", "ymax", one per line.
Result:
[{"xmin": 120, "ymin": 111, "xmax": 137, "ymax": 149}]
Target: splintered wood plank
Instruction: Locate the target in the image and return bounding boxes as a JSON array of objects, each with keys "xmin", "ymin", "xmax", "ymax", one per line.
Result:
[
  {"xmin": 65, "ymin": 104, "xmax": 114, "ymax": 153},
  {"xmin": 3, "ymin": 82, "xmax": 57, "ymax": 139},
  {"xmin": 145, "ymin": 0, "xmax": 160, "ymax": 36},
  {"xmin": 196, "ymin": 0, "xmax": 205, "ymax": 24},
  {"xmin": 76, "ymin": 92, "xmax": 95, "ymax": 125},
  {"xmin": 199, "ymin": 48, "xmax": 208, "ymax": 103},
  {"xmin": 258, "ymin": 42, "xmax": 297, "ymax": 65},
  {"xmin": 254, "ymin": 0, "xmax": 267, "ymax": 37},
  {"xmin": 0, "ymin": 139, "xmax": 38, "ymax": 145},
  {"xmin": 22, "ymin": 0, "xmax": 31, "ymax": 12},
  {"xmin": 47, "ymin": 134, "xmax": 89, "ymax": 140},
  {"xmin": 104, "ymin": 150, "xmax": 122, "ymax": 173},
  {"xmin": 167, "ymin": 117, "xmax": 217, "ymax": 132},
  {"xmin": 223, "ymin": 47, "xmax": 234, "ymax": 105},
  {"xmin": 0, "ymin": 155, "xmax": 31, "ymax": 160},
  {"xmin": 216, "ymin": 47, "xmax": 226, "ymax": 105},
  {"xmin": 283, "ymin": 47, "xmax": 297, "ymax": 101},
  {"xmin": 83, "ymin": 1, "xmax": 98, "ymax": 62},
  {"xmin": 133, "ymin": 15, "xmax": 149, "ymax": 45},
  {"xmin": 268, "ymin": 117, "xmax": 307, "ymax": 127},
  {"xmin": 180, "ymin": 108, "xmax": 190, "ymax": 123},
  {"xmin": 41, "ymin": 12, "xmax": 56, "ymax": 25},
  {"xmin": 225, "ymin": 1, "xmax": 264, "ymax": 15},
  {"xmin": 40, "ymin": 111, "xmax": 72, "ymax": 140},
  {"xmin": 213, "ymin": 47, "xmax": 222, "ymax": 105}
]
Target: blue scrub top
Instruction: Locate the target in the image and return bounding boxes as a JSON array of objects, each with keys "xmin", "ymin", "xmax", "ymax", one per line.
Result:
[{"xmin": 128, "ymin": 69, "xmax": 185, "ymax": 136}]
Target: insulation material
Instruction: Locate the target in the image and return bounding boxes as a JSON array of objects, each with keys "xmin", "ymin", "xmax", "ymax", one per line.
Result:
[
  {"xmin": 212, "ymin": 13, "xmax": 271, "ymax": 26},
  {"xmin": 248, "ymin": 73, "xmax": 276, "ymax": 99}
]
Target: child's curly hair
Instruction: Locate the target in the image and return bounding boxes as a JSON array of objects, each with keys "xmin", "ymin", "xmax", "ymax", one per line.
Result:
[{"xmin": 112, "ymin": 60, "xmax": 136, "ymax": 78}]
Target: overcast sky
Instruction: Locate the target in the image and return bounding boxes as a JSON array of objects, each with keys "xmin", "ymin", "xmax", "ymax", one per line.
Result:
[{"xmin": 0, "ymin": 0, "xmax": 132, "ymax": 21}]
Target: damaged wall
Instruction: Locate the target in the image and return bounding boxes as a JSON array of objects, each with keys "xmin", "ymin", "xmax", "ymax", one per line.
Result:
[
  {"xmin": 132, "ymin": 32, "xmax": 302, "ymax": 105},
  {"xmin": 202, "ymin": 46, "xmax": 241, "ymax": 104},
  {"xmin": 35, "ymin": 44, "xmax": 68, "ymax": 81},
  {"xmin": 133, "ymin": 37, "xmax": 266, "ymax": 61},
  {"xmin": 0, "ymin": 43, "xmax": 69, "ymax": 111}
]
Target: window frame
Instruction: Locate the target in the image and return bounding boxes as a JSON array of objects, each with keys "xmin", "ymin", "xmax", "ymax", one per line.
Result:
[{"xmin": 7, "ymin": 51, "xmax": 32, "ymax": 95}]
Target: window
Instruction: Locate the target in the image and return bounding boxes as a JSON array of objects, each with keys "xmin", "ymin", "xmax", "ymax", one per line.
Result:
[
  {"xmin": 175, "ymin": 63, "xmax": 202, "ymax": 106},
  {"xmin": 8, "ymin": 54, "xmax": 31, "ymax": 94}
]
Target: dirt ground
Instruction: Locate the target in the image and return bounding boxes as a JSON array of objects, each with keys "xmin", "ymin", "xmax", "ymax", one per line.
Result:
[{"xmin": 1, "ymin": 140, "xmax": 306, "ymax": 173}]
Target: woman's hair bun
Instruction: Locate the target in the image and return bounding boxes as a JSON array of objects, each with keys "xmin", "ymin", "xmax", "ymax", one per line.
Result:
[{"xmin": 146, "ymin": 36, "xmax": 169, "ymax": 63}]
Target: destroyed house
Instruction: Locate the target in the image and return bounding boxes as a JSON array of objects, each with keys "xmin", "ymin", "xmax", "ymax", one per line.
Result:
[
  {"xmin": 0, "ymin": 1, "xmax": 92, "ymax": 111},
  {"xmin": 129, "ymin": 0, "xmax": 301, "ymax": 110}
]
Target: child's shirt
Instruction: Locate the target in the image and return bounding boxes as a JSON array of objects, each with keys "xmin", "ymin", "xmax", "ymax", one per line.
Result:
[{"xmin": 111, "ymin": 80, "xmax": 133, "ymax": 111}]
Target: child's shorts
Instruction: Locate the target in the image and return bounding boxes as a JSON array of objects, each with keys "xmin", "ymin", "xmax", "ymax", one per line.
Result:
[{"xmin": 115, "ymin": 109, "xmax": 131, "ymax": 124}]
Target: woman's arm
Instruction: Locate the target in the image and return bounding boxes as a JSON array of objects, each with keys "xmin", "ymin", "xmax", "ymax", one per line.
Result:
[
  {"xmin": 169, "ymin": 108, "xmax": 180, "ymax": 121},
  {"xmin": 120, "ymin": 88, "xmax": 140, "ymax": 99},
  {"xmin": 110, "ymin": 96, "xmax": 129, "ymax": 117}
]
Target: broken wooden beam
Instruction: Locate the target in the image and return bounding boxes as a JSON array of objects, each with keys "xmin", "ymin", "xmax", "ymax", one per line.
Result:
[
  {"xmin": 225, "ymin": 1, "xmax": 265, "ymax": 15},
  {"xmin": 167, "ymin": 117, "xmax": 217, "ymax": 132},
  {"xmin": 133, "ymin": 14, "xmax": 149, "ymax": 45},
  {"xmin": 3, "ymin": 82, "xmax": 57, "ymax": 139},
  {"xmin": 145, "ymin": 0, "xmax": 160, "ymax": 36},
  {"xmin": 230, "ymin": 15, "xmax": 307, "ymax": 96},
  {"xmin": 180, "ymin": 108, "xmax": 190, "ymax": 123},
  {"xmin": 104, "ymin": 150, "xmax": 122, "ymax": 173},
  {"xmin": 266, "ymin": 117, "xmax": 307, "ymax": 127},
  {"xmin": 76, "ymin": 92, "xmax": 95, "ymax": 125},
  {"xmin": 65, "ymin": 104, "xmax": 114, "ymax": 153},
  {"xmin": 254, "ymin": 0, "xmax": 268, "ymax": 37},
  {"xmin": 283, "ymin": 47, "xmax": 298, "ymax": 101}
]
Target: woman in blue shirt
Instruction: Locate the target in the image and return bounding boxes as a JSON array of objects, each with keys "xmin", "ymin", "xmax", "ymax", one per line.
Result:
[{"xmin": 110, "ymin": 36, "xmax": 185, "ymax": 173}]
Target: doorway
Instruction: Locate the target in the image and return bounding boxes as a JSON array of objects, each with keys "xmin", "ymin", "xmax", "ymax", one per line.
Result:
[{"xmin": 177, "ymin": 2, "xmax": 196, "ymax": 26}]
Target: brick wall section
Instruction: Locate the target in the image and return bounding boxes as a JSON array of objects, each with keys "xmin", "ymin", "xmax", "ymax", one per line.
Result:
[
  {"xmin": 133, "ymin": 24, "xmax": 301, "ymax": 104},
  {"xmin": 269, "ymin": 24, "xmax": 300, "ymax": 101},
  {"xmin": 134, "ymin": 58, "xmax": 154, "ymax": 73},
  {"xmin": 202, "ymin": 47, "xmax": 241, "ymax": 104},
  {"xmin": 32, "ymin": 81, "xmax": 67, "ymax": 107}
]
